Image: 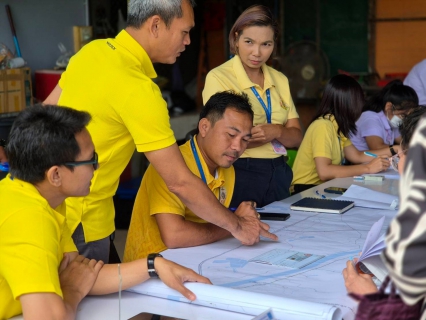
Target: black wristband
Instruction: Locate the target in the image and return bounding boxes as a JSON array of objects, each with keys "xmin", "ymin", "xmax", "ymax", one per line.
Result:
[
  {"xmin": 389, "ymin": 145, "xmax": 396, "ymax": 156},
  {"xmin": 147, "ymin": 253, "xmax": 163, "ymax": 278},
  {"xmin": 0, "ymin": 139, "xmax": 6, "ymax": 148}
]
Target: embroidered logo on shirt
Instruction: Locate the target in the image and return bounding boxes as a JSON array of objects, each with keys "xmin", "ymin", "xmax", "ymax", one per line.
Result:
[{"xmin": 107, "ymin": 41, "xmax": 116, "ymax": 50}]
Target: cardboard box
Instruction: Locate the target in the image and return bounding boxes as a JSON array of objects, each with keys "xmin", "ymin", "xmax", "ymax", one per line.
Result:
[{"xmin": 0, "ymin": 67, "xmax": 33, "ymax": 114}]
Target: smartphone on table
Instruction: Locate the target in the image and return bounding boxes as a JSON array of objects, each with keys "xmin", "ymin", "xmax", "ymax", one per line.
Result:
[
  {"xmin": 323, "ymin": 187, "xmax": 347, "ymax": 195},
  {"xmin": 259, "ymin": 212, "xmax": 291, "ymax": 221}
]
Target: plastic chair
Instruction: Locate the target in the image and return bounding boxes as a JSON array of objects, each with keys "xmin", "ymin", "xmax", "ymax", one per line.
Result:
[{"xmin": 286, "ymin": 149, "xmax": 298, "ymax": 168}]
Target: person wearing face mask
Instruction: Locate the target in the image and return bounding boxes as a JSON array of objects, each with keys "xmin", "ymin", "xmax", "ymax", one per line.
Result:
[
  {"xmin": 342, "ymin": 106, "xmax": 426, "ymax": 302},
  {"xmin": 350, "ymin": 80, "xmax": 419, "ymax": 153}
]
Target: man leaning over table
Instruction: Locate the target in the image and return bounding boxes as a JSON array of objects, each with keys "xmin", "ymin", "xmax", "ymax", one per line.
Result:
[
  {"xmin": 43, "ymin": 0, "xmax": 276, "ymax": 263},
  {"xmin": 0, "ymin": 105, "xmax": 211, "ymax": 320},
  {"xmin": 124, "ymin": 91, "xmax": 269, "ymax": 261}
]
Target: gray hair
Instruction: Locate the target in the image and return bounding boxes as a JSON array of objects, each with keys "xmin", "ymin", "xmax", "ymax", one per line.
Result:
[{"xmin": 127, "ymin": 0, "xmax": 196, "ymax": 29}]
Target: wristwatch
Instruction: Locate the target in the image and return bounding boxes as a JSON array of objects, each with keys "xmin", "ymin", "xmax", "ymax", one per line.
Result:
[
  {"xmin": 389, "ymin": 145, "xmax": 397, "ymax": 156},
  {"xmin": 147, "ymin": 253, "xmax": 163, "ymax": 278},
  {"xmin": 0, "ymin": 139, "xmax": 6, "ymax": 148}
]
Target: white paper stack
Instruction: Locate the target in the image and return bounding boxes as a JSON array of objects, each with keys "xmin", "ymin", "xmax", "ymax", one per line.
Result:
[
  {"xmin": 337, "ymin": 185, "xmax": 399, "ymax": 210},
  {"xmin": 356, "ymin": 216, "xmax": 387, "ymax": 281}
]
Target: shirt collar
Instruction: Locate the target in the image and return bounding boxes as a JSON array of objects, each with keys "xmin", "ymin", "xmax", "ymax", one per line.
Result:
[
  {"xmin": 232, "ymin": 55, "xmax": 274, "ymax": 91},
  {"xmin": 379, "ymin": 111, "xmax": 392, "ymax": 130},
  {"xmin": 324, "ymin": 114, "xmax": 349, "ymax": 142},
  {"xmin": 115, "ymin": 30, "xmax": 157, "ymax": 79},
  {"xmin": 192, "ymin": 136, "xmax": 225, "ymax": 188}
]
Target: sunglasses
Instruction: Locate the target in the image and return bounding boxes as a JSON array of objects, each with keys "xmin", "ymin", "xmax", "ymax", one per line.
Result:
[
  {"xmin": 389, "ymin": 150, "xmax": 407, "ymax": 172},
  {"xmin": 64, "ymin": 152, "xmax": 99, "ymax": 170}
]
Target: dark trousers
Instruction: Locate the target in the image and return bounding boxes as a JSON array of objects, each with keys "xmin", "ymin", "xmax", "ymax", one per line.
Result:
[
  {"xmin": 72, "ymin": 223, "xmax": 120, "ymax": 263},
  {"xmin": 230, "ymin": 156, "xmax": 293, "ymax": 208}
]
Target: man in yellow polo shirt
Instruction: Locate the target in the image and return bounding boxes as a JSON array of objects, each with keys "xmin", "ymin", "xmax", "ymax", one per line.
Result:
[
  {"xmin": 124, "ymin": 91, "xmax": 255, "ymax": 261},
  {"xmin": 1, "ymin": 105, "xmax": 211, "ymax": 319},
  {"xmin": 44, "ymin": 0, "xmax": 277, "ymax": 262}
]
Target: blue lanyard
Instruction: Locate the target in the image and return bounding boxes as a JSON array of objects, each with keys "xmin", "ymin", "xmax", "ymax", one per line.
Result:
[
  {"xmin": 251, "ymin": 87, "xmax": 272, "ymax": 123},
  {"xmin": 190, "ymin": 138, "xmax": 207, "ymax": 184}
]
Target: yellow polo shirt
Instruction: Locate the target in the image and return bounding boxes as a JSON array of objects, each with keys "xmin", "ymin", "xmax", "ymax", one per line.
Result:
[
  {"xmin": 0, "ymin": 175, "xmax": 77, "ymax": 319},
  {"xmin": 123, "ymin": 137, "xmax": 235, "ymax": 262},
  {"xmin": 202, "ymin": 55, "xmax": 299, "ymax": 159},
  {"xmin": 58, "ymin": 30, "xmax": 176, "ymax": 242},
  {"xmin": 292, "ymin": 115, "xmax": 352, "ymax": 185}
]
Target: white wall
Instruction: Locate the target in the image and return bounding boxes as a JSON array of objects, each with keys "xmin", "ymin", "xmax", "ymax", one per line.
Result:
[{"xmin": 0, "ymin": 0, "xmax": 88, "ymax": 73}]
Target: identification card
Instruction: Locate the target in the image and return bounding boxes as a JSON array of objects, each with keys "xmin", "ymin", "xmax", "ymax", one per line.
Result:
[{"xmin": 271, "ymin": 139, "xmax": 287, "ymax": 155}]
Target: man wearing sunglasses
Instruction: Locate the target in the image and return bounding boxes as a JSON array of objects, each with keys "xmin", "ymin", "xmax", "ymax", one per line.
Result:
[
  {"xmin": 0, "ymin": 105, "xmax": 211, "ymax": 319},
  {"xmin": 42, "ymin": 0, "xmax": 275, "ymax": 263}
]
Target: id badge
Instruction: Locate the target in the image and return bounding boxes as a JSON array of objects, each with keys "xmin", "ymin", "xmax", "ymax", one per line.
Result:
[
  {"xmin": 271, "ymin": 139, "xmax": 287, "ymax": 155},
  {"xmin": 219, "ymin": 187, "xmax": 226, "ymax": 204}
]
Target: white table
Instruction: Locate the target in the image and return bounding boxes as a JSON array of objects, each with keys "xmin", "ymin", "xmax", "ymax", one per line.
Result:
[{"xmin": 76, "ymin": 174, "xmax": 400, "ymax": 320}]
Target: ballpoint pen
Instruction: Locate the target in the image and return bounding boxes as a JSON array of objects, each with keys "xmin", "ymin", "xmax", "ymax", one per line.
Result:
[
  {"xmin": 315, "ymin": 190, "xmax": 326, "ymax": 199},
  {"xmin": 364, "ymin": 151, "xmax": 378, "ymax": 158}
]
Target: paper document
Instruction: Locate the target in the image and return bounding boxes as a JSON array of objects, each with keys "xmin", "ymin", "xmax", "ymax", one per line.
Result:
[
  {"xmin": 259, "ymin": 200, "xmax": 291, "ymax": 212},
  {"xmin": 337, "ymin": 185, "xmax": 399, "ymax": 210},
  {"xmin": 250, "ymin": 249, "xmax": 325, "ymax": 269},
  {"xmin": 127, "ymin": 279, "xmax": 342, "ymax": 320},
  {"xmin": 356, "ymin": 216, "xmax": 387, "ymax": 282}
]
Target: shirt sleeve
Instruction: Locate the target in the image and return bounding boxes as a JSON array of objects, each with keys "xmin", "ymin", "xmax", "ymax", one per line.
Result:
[
  {"xmin": 202, "ymin": 71, "xmax": 227, "ymax": 106},
  {"xmin": 122, "ymin": 82, "xmax": 176, "ymax": 152},
  {"xmin": 145, "ymin": 165, "xmax": 186, "ymax": 217},
  {"xmin": 383, "ymin": 117, "xmax": 426, "ymax": 306},
  {"xmin": 310, "ymin": 121, "xmax": 335, "ymax": 160},
  {"xmin": 0, "ymin": 209, "xmax": 63, "ymax": 300}
]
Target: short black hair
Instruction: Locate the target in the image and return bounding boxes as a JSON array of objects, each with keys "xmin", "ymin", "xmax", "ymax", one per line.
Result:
[
  {"xmin": 312, "ymin": 74, "xmax": 364, "ymax": 137},
  {"xmin": 6, "ymin": 104, "xmax": 91, "ymax": 184},
  {"xmin": 363, "ymin": 80, "xmax": 419, "ymax": 113},
  {"xmin": 199, "ymin": 91, "xmax": 254, "ymax": 128},
  {"xmin": 399, "ymin": 106, "xmax": 426, "ymax": 149}
]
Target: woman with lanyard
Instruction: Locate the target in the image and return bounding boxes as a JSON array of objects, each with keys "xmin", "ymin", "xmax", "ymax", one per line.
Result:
[
  {"xmin": 292, "ymin": 74, "xmax": 393, "ymax": 193},
  {"xmin": 203, "ymin": 5, "xmax": 302, "ymax": 208}
]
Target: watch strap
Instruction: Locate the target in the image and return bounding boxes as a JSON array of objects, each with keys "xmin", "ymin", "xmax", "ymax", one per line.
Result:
[
  {"xmin": 147, "ymin": 253, "xmax": 163, "ymax": 278},
  {"xmin": 389, "ymin": 145, "xmax": 397, "ymax": 156}
]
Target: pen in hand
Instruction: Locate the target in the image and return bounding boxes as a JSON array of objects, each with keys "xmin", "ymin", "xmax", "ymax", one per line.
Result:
[{"xmin": 364, "ymin": 151, "xmax": 378, "ymax": 158}]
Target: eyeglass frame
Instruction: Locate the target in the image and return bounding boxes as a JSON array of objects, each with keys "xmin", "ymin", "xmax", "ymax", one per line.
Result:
[{"xmin": 63, "ymin": 151, "xmax": 99, "ymax": 170}]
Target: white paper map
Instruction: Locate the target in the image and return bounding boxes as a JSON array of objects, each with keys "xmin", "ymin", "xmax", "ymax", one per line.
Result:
[{"xmin": 159, "ymin": 205, "xmax": 397, "ymax": 320}]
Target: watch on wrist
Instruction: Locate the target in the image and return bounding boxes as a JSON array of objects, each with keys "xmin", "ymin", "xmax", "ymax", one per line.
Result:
[
  {"xmin": 0, "ymin": 139, "xmax": 6, "ymax": 148},
  {"xmin": 147, "ymin": 253, "xmax": 163, "ymax": 278},
  {"xmin": 389, "ymin": 145, "xmax": 396, "ymax": 156}
]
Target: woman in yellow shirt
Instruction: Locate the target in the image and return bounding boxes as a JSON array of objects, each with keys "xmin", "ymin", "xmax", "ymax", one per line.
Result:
[
  {"xmin": 203, "ymin": 5, "xmax": 302, "ymax": 208},
  {"xmin": 292, "ymin": 75, "xmax": 393, "ymax": 193}
]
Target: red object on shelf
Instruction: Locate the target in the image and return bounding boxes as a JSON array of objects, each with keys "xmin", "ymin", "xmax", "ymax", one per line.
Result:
[
  {"xmin": 377, "ymin": 72, "xmax": 409, "ymax": 87},
  {"xmin": 35, "ymin": 70, "xmax": 64, "ymax": 102}
]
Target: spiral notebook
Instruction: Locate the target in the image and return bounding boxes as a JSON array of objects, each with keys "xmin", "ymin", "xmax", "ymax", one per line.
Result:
[{"xmin": 290, "ymin": 197, "xmax": 354, "ymax": 214}]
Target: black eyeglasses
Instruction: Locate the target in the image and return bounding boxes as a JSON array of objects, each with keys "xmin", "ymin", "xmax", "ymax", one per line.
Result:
[{"xmin": 64, "ymin": 152, "xmax": 99, "ymax": 170}]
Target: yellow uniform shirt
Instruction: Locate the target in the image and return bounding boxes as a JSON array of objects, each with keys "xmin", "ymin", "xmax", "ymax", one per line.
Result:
[
  {"xmin": 202, "ymin": 55, "xmax": 299, "ymax": 159},
  {"xmin": 292, "ymin": 115, "xmax": 352, "ymax": 185},
  {"xmin": 58, "ymin": 30, "xmax": 176, "ymax": 242},
  {"xmin": 0, "ymin": 176, "xmax": 76, "ymax": 319},
  {"xmin": 123, "ymin": 137, "xmax": 235, "ymax": 262}
]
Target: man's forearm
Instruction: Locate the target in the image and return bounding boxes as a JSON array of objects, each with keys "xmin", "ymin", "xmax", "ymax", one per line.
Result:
[
  {"xmin": 169, "ymin": 173, "xmax": 240, "ymax": 234},
  {"xmin": 157, "ymin": 216, "xmax": 231, "ymax": 248}
]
